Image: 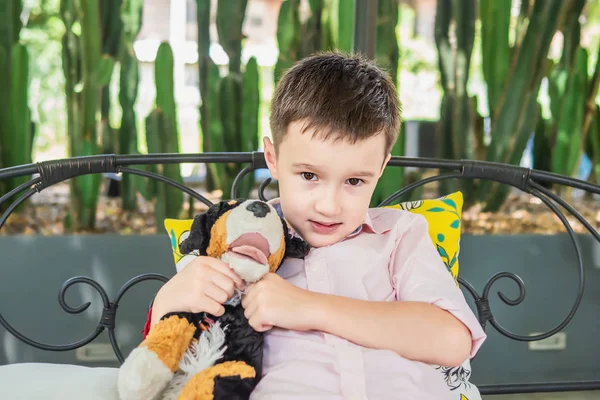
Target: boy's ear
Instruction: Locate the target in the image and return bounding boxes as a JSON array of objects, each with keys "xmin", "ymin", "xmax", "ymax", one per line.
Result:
[
  {"xmin": 379, "ymin": 153, "xmax": 392, "ymax": 177},
  {"xmin": 263, "ymin": 136, "xmax": 279, "ymax": 180}
]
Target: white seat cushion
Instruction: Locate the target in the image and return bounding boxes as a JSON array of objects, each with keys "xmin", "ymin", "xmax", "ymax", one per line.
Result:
[{"xmin": 0, "ymin": 363, "xmax": 119, "ymax": 399}]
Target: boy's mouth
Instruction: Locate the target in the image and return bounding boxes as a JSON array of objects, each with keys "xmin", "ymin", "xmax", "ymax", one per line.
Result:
[
  {"xmin": 313, "ymin": 221, "xmax": 339, "ymax": 226},
  {"xmin": 310, "ymin": 220, "xmax": 342, "ymax": 233}
]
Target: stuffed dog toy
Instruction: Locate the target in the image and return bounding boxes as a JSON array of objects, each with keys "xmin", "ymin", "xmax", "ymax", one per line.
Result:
[{"xmin": 118, "ymin": 198, "xmax": 309, "ymax": 400}]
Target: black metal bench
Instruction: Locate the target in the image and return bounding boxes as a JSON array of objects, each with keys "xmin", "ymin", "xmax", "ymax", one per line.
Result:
[{"xmin": 1, "ymin": 152, "xmax": 599, "ymax": 395}]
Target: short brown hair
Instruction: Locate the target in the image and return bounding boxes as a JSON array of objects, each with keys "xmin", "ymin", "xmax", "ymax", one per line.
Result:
[{"xmin": 269, "ymin": 51, "xmax": 402, "ymax": 154}]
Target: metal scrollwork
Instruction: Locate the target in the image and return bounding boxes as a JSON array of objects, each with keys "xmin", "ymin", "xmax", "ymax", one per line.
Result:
[{"xmin": 1, "ymin": 274, "xmax": 168, "ymax": 361}]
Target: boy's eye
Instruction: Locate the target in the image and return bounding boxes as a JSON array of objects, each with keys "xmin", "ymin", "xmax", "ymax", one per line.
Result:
[
  {"xmin": 301, "ymin": 172, "xmax": 316, "ymax": 181},
  {"xmin": 347, "ymin": 178, "xmax": 363, "ymax": 186}
]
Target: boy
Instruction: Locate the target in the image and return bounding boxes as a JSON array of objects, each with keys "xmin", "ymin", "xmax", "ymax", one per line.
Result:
[{"xmin": 145, "ymin": 52, "xmax": 486, "ymax": 399}]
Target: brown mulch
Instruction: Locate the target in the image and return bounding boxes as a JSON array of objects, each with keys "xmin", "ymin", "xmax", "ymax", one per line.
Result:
[
  {"xmin": 1, "ymin": 182, "xmax": 599, "ymax": 236},
  {"xmin": 462, "ymin": 193, "xmax": 600, "ymax": 235}
]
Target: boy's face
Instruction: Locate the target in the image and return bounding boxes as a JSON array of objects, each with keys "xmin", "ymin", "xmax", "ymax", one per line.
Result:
[{"xmin": 264, "ymin": 119, "xmax": 390, "ymax": 248}]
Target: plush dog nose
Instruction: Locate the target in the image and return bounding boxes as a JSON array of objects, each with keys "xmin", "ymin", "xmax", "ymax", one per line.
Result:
[{"xmin": 246, "ymin": 201, "xmax": 270, "ymax": 218}]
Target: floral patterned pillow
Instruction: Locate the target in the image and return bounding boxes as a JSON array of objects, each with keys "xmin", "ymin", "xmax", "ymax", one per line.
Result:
[
  {"xmin": 385, "ymin": 191, "xmax": 462, "ymax": 282},
  {"xmin": 386, "ymin": 191, "xmax": 481, "ymax": 400}
]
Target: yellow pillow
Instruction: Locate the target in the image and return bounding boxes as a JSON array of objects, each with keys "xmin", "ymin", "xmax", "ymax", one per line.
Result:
[
  {"xmin": 164, "ymin": 191, "xmax": 463, "ymax": 281},
  {"xmin": 385, "ymin": 191, "xmax": 463, "ymax": 282},
  {"xmin": 164, "ymin": 217, "xmax": 195, "ymax": 267}
]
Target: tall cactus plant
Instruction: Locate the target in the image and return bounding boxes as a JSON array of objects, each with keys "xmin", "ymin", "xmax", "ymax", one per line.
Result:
[
  {"xmin": 589, "ymin": 106, "xmax": 600, "ymax": 185},
  {"xmin": 330, "ymin": 0, "xmax": 355, "ymax": 53},
  {"xmin": 196, "ymin": 0, "xmax": 218, "ymax": 191},
  {"xmin": 546, "ymin": 0, "xmax": 591, "ymax": 180},
  {"xmin": 100, "ymin": 0, "xmax": 123, "ymax": 155},
  {"xmin": 119, "ymin": 0, "xmax": 144, "ymax": 210},
  {"xmin": 145, "ymin": 42, "xmax": 184, "ymax": 224},
  {"xmin": 239, "ymin": 56, "xmax": 260, "ymax": 197},
  {"xmin": 434, "ymin": 0, "xmax": 477, "ymax": 201},
  {"xmin": 550, "ymin": 47, "xmax": 589, "ymax": 177},
  {"xmin": 60, "ymin": 0, "xmax": 115, "ymax": 230},
  {"xmin": 197, "ymin": 0, "xmax": 260, "ymax": 200},
  {"xmin": 478, "ymin": 0, "xmax": 568, "ymax": 211},
  {"xmin": 0, "ymin": 0, "xmax": 35, "ymax": 212},
  {"xmin": 274, "ymin": 0, "xmax": 338, "ymax": 84},
  {"xmin": 197, "ymin": 0, "xmax": 261, "ymax": 202},
  {"xmin": 480, "ymin": 0, "xmax": 511, "ymax": 123},
  {"xmin": 274, "ymin": 0, "xmax": 302, "ymax": 84},
  {"xmin": 5, "ymin": 44, "xmax": 35, "ymax": 193},
  {"xmin": 371, "ymin": 0, "xmax": 403, "ymax": 207}
]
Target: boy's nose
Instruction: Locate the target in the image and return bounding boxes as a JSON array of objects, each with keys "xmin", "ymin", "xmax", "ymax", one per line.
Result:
[
  {"xmin": 314, "ymin": 189, "xmax": 341, "ymax": 217},
  {"xmin": 246, "ymin": 201, "xmax": 271, "ymax": 218}
]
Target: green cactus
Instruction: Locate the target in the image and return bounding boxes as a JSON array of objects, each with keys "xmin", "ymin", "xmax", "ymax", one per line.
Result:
[
  {"xmin": 145, "ymin": 42, "xmax": 184, "ymax": 223},
  {"xmin": 480, "ymin": 0, "xmax": 510, "ymax": 121},
  {"xmin": 551, "ymin": 46, "xmax": 588, "ymax": 177},
  {"xmin": 580, "ymin": 46, "xmax": 600, "ymax": 167},
  {"xmin": 371, "ymin": 0, "xmax": 402, "ymax": 207},
  {"xmin": 274, "ymin": 0, "xmax": 341, "ymax": 84},
  {"xmin": 303, "ymin": 0, "xmax": 324, "ymax": 56},
  {"xmin": 196, "ymin": 0, "xmax": 219, "ymax": 192},
  {"xmin": 119, "ymin": 0, "xmax": 143, "ymax": 210},
  {"xmin": 478, "ymin": 0, "xmax": 568, "ymax": 211},
  {"xmin": 541, "ymin": 0, "xmax": 599, "ymax": 183},
  {"xmin": 589, "ymin": 105, "xmax": 600, "ymax": 185},
  {"xmin": 5, "ymin": 44, "xmax": 34, "ymax": 194},
  {"xmin": 59, "ymin": 0, "xmax": 116, "ymax": 230},
  {"xmin": 318, "ymin": 0, "xmax": 336, "ymax": 52},
  {"xmin": 0, "ymin": 0, "xmax": 27, "ymax": 208},
  {"xmin": 60, "ymin": 0, "xmax": 95, "ymax": 230},
  {"xmin": 99, "ymin": 0, "xmax": 123, "ymax": 156},
  {"xmin": 205, "ymin": 62, "xmax": 225, "ymax": 192},
  {"xmin": 239, "ymin": 56, "xmax": 260, "ymax": 197},
  {"xmin": 216, "ymin": 0, "xmax": 247, "ymax": 75},
  {"xmin": 330, "ymin": 0, "xmax": 354, "ymax": 53},
  {"xmin": 434, "ymin": 0, "xmax": 476, "ymax": 200},
  {"xmin": 216, "ymin": 75, "xmax": 240, "ymax": 200},
  {"xmin": 207, "ymin": 0, "xmax": 261, "ymax": 200},
  {"xmin": 532, "ymin": 103, "xmax": 552, "ymax": 184},
  {"xmin": 274, "ymin": 0, "xmax": 301, "ymax": 84}
]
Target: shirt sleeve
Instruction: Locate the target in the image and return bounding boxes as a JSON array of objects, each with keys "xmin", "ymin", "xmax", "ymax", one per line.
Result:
[{"xmin": 389, "ymin": 212, "xmax": 487, "ymax": 358}]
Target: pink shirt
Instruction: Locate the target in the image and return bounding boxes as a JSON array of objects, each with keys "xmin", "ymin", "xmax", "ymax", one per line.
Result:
[{"xmin": 250, "ymin": 200, "xmax": 487, "ymax": 399}]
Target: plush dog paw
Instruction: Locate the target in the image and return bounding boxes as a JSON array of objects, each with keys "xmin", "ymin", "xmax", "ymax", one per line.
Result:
[
  {"xmin": 118, "ymin": 315, "xmax": 197, "ymax": 400},
  {"xmin": 118, "ymin": 346, "xmax": 174, "ymax": 400},
  {"xmin": 177, "ymin": 361, "xmax": 256, "ymax": 400}
]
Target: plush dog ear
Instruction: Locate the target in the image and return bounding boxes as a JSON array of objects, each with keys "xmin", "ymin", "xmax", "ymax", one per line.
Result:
[
  {"xmin": 279, "ymin": 217, "xmax": 310, "ymax": 259},
  {"xmin": 285, "ymin": 236, "xmax": 310, "ymax": 259},
  {"xmin": 178, "ymin": 212, "xmax": 211, "ymax": 256},
  {"xmin": 179, "ymin": 199, "xmax": 243, "ymax": 256}
]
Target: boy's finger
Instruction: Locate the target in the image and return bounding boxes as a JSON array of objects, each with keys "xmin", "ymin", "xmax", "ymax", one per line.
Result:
[
  {"xmin": 205, "ymin": 258, "xmax": 245, "ymax": 289},
  {"xmin": 242, "ymin": 297, "xmax": 258, "ymax": 318},
  {"xmin": 241, "ymin": 284, "xmax": 257, "ymax": 308},
  {"xmin": 204, "ymin": 282, "xmax": 230, "ymax": 304},
  {"xmin": 192, "ymin": 297, "xmax": 224, "ymax": 316},
  {"xmin": 205, "ymin": 298, "xmax": 225, "ymax": 316},
  {"xmin": 210, "ymin": 271, "xmax": 237, "ymax": 297}
]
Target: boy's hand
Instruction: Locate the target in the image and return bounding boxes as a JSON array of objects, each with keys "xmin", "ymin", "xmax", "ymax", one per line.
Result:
[
  {"xmin": 151, "ymin": 256, "xmax": 245, "ymax": 326},
  {"xmin": 241, "ymin": 273, "xmax": 316, "ymax": 332}
]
